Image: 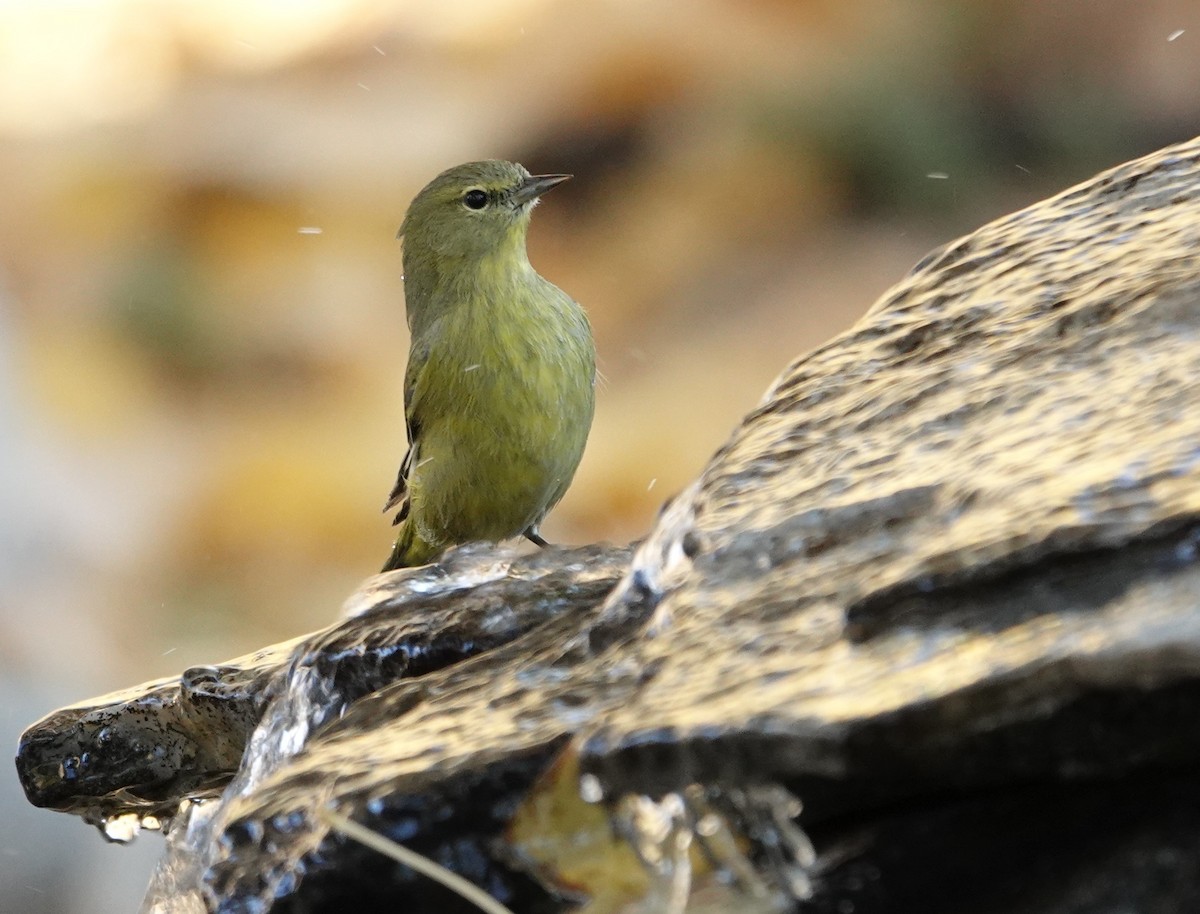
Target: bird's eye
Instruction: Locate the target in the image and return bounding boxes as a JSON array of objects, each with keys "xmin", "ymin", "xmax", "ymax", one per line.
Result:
[{"xmin": 463, "ymin": 189, "xmax": 488, "ymax": 210}]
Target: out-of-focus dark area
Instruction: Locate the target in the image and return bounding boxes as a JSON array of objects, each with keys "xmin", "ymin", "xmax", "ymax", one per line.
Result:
[{"xmin": 2, "ymin": 1, "xmax": 1199, "ymax": 910}]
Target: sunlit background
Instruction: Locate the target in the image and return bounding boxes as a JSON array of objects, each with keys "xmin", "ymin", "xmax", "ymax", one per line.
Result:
[{"xmin": 2, "ymin": 1, "xmax": 1198, "ymax": 910}]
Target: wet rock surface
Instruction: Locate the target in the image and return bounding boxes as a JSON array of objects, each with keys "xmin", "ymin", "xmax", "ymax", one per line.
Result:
[
  {"xmin": 16, "ymin": 544, "xmax": 631, "ymax": 826},
  {"xmin": 17, "ymin": 136, "xmax": 1200, "ymax": 913}
]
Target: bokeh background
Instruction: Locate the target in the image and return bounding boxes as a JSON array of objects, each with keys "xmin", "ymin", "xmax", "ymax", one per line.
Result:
[{"xmin": 3, "ymin": 1, "xmax": 1198, "ymax": 910}]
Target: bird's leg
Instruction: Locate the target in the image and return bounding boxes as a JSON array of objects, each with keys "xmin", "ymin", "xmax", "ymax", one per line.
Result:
[{"xmin": 524, "ymin": 527, "xmax": 550, "ymax": 548}]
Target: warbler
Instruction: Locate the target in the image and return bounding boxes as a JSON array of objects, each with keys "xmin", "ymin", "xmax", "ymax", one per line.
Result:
[{"xmin": 380, "ymin": 160, "xmax": 596, "ymax": 571}]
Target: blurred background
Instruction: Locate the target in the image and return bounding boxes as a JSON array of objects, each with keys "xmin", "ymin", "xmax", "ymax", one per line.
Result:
[{"xmin": 2, "ymin": 0, "xmax": 1199, "ymax": 910}]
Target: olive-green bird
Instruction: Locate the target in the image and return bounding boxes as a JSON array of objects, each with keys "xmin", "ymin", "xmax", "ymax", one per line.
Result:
[{"xmin": 380, "ymin": 160, "xmax": 596, "ymax": 571}]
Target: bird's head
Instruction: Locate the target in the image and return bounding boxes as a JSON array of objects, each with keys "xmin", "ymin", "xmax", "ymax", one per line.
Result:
[{"xmin": 399, "ymin": 160, "xmax": 570, "ymax": 265}]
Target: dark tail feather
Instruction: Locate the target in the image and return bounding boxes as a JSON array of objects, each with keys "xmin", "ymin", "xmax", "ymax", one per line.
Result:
[
  {"xmin": 380, "ymin": 522, "xmax": 439, "ymax": 572},
  {"xmin": 380, "ymin": 540, "xmax": 407, "ymax": 573}
]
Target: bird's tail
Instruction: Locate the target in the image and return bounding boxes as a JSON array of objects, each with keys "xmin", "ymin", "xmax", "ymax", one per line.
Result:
[{"xmin": 380, "ymin": 521, "xmax": 441, "ymax": 572}]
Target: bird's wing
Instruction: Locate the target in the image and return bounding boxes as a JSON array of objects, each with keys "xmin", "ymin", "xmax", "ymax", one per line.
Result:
[{"xmin": 382, "ymin": 342, "xmax": 429, "ymax": 521}]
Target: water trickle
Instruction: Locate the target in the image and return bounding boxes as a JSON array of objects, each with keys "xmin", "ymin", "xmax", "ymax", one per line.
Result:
[
  {"xmin": 139, "ymin": 660, "xmax": 343, "ymax": 912},
  {"xmin": 611, "ymin": 784, "xmax": 807, "ymax": 913},
  {"xmin": 729, "ymin": 785, "xmax": 814, "ymax": 903},
  {"xmin": 140, "ymin": 800, "xmax": 218, "ymax": 913},
  {"xmin": 623, "ymin": 793, "xmax": 693, "ymax": 914}
]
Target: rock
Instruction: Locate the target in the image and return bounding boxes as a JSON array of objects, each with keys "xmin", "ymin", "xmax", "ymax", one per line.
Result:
[
  {"xmin": 17, "ymin": 136, "xmax": 1200, "ymax": 913},
  {"xmin": 16, "ymin": 543, "xmax": 631, "ymax": 826}
]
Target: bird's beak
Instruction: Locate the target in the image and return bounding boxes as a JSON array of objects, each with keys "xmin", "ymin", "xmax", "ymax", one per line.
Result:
[{"xmin": 512, "ymin": 173, "xmax": 571, "ymax": 206}]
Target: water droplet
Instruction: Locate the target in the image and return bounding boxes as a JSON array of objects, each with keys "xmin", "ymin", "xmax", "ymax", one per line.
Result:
[
  {"xmin": 60, "ymin": 755, "xmax": 81, "ymax": 780},
  {"xmin": 579, "ymin": 773, "xmax": 603, "ymax": 803},
  {"xmin": 102, "ymin": 813, "xmax": 142, "ymax": 844},
  {"xmin": 222, "ymin": 818, "xmax": 265, "ymax": 850}
]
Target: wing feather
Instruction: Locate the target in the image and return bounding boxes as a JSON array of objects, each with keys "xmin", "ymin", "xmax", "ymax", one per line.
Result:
[{"xmin": 382, "ymin": 342, "xmax": 430, "ymax": 521}]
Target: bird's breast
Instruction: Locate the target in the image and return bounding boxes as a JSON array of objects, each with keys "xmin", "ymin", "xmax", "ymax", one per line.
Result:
[{"xmin": 436, "ymin": 286, "xmax": 592, "ymax": 431}]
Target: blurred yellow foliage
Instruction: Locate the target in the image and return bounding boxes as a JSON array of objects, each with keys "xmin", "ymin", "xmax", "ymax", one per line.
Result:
[{"xmin": 22, "ymin": 323, "xmax": 159, "ymax": 435}]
